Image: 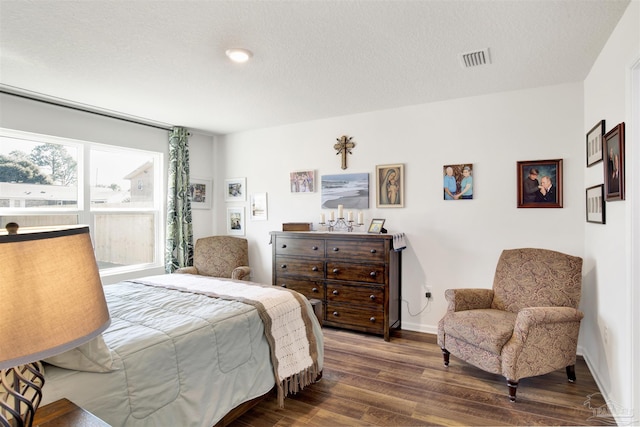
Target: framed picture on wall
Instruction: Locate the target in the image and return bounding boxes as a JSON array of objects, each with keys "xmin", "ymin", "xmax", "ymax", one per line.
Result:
[
  {"xmin": 226, "ymin": 207, "xmax": 245, "ymax": 235},
  {"xmin": 189, "ymin": 177, "xmax": 212, "ymax": 209},
  {"xmin": 586, "ymin": 120, "xmax": 606, "ymax": 167},
  {"xmin": 321, "ymin": 173, "xmax": 369, "ymax": 209},
  {"xmin": 250, "ymin": 192, "xmax": 268, "ymax": 220},
  {"xmin": 290, "ymin": 170, "xmax": 315, "ymax": 193},
  {"xmin": 224, "ymin": 177, "xmax": 246, "ymax": 201},
  {"xmin": 586, "ymin": 184, "xmax": 605, "ymax": 224},
  {"xmin": 443, "ymin": 163, "xmax": 473, "ymax": 200},
  {"xmin": 603, "ymin": 122, "xmax": 625, "ymax": 201},
  {"xmin": 376, "ymin": 164, "xmax": 404, "ymax": 207},
  {"xmin": 516, "ymin": 159, "xmax": 563, "ymax": 208}
]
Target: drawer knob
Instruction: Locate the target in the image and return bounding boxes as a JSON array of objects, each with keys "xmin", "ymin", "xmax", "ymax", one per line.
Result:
[
  {"xmin": 332, "ymin": 268, "xmax": 339, "ymax": 274},
  {"xmin": 280, "ymin": 264, "xmax": 287, "ymax": 269},
  {"xmin": 312, "ymin": 287, "xmax": 318, "ymax": 293},
  {"xmin": 312, "ymin": 246, "xmax": 318, "ymax": 250},
  {"xmin": 369, "ymin": 271, "xmax": 377, "ymax": 277},
  {"xmin": 332, "ymin": 289, "xmax": 339, "ymax": 295},
  {"xmin": 332, "ymin": 247, "xmax": 339, "ymax": 252},
  {"xmin": 369, "ymin": 295, "xmax": 376, "ymax": 300},
  {"xmin": 281, "ymin": 244, "xmax": 287, "ymax": 248},
  {"xmin": 312, "ymin": 266, "xmax": 318, "ymax": 271},
  {"xmin": 369, "ymin": 317, "xmax": 376, "ymax": 323},
  {"xmin": 280, "ymin": 284, "xmax": 287, "ymax": 288},
  {"xmin": 333, "ymin": 311, "xmax": 339, "ymax": 317},
  {"xmin": 370, "ymin": 249, "xmax": 377, "ymax": 253}
]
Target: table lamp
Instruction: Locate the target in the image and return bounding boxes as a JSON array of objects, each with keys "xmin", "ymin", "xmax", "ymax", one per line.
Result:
[{"xmin": 0, "ymin": 225, "xmax": 111, "ymax": 427}]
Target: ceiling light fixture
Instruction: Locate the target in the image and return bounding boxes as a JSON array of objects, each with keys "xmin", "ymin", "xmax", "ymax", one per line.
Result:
[{"xmin": 225, "ymin": 48, "xmax": 253, "ymax": 63}]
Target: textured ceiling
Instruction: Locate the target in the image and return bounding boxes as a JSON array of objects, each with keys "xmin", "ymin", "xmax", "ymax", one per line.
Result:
[{"xmin": 0, "ymin": 0, "xmax": 630, "ymax": 135}]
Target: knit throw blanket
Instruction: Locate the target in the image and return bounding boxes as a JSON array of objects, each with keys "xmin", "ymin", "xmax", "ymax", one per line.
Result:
[{"xmin": 129, "ymin": 274, "xmax": 319, "ymax": 407}]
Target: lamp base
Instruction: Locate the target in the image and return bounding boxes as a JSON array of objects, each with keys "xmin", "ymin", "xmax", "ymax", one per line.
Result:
[{"xmin": 0, "ymin": 362, "xmax": 45, "ymax": 427}]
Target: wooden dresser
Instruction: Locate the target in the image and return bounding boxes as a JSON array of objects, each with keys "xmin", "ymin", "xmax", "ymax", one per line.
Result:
[{"xmin": 270, "ymin": 231, "xmax": 402, "ymax": 341}]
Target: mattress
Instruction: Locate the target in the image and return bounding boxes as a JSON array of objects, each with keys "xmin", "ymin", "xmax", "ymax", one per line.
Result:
[{"xmin": 40, "ymin": 275, "xmax": 324, "ymax": 427}]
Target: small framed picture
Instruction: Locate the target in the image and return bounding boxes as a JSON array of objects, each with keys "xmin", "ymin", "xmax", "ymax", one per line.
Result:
[
  {"xmin": 376, "ymin": 164, "xmax": 404, "ymax": 208},
  {"xmin": 586, "ymin": 120, "xmax": 606, "ymax": 167},
  {"xmin": 250, "ymin": 192, "xmax": 268, "ymax": 221},
  {"xmin": 225, "ymin": 177, "xmax": 246, "ymax": 201},
  {"xmin": 586, "ymin": 184, "xmax": 605, "ymax": 224},
  {"xmin": 603, "ymin": 122, "xmax": 625, "ymax": 201},
  {"xmin": 227, "ymin": 207, "xmax": 245, "ymax": 235},
  {"xmin": 443, "ymin": 164, "xmax": 473, "ymax": 200},
  {"xmin": 368, "ymin": 218, "xmax": 386, "ymax": 234},
  {"xmin": 189, "ymin": 177, "xmax": 212, "ymax": 209},
  {"xmin": 517, "ymin": 159, "xmax": 563, "ymax": 208},
  {"xmin": 290, "ymin": 170, "xmax": 315, "ymax": 193}
]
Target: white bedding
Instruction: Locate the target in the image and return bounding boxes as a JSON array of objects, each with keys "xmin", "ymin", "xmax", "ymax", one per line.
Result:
[{"xmin": 40, "ymin": 275, "xmax": 324, "ymax": 427}]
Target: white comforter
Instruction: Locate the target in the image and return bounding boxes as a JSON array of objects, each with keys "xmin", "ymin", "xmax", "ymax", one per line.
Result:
[{"xmin": 41, "ymin": 275, "xmax": 324, "ymax": 427}]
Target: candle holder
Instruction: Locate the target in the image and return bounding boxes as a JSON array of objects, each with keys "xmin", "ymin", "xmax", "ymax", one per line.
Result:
[{"xmin": 320, "ymin": 217, "xmax": 363, "ymax": 232}]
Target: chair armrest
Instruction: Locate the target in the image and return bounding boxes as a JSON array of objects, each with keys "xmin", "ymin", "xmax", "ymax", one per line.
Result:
[
  {"xmin": 502, "ymin": 307, "xmax": 584, "ymax": 381},
  {"xmin": 174, "ymin": 266, "xmax": 198, "ymax": 275},
  {"xmin": 514, "ymin": 307, "xmax": 584, "ymax": 335},
  {"xmin": 231, "ymin": 266, "xmax": 251, "ymax": 281},
  {"xmin": 444, "ymin": 288, "xmax": 493, "ymax": 312}
]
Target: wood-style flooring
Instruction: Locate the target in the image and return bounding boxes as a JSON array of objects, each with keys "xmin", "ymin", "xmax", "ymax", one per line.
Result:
[{"xmin": 230, "ymin": 327, "xmax": 615, "ymax": 426}]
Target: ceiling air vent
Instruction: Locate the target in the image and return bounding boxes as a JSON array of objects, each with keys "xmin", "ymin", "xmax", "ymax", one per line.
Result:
[{"xmin": 459, "ymin": 48, "xmax": 491, "ymax": 68}]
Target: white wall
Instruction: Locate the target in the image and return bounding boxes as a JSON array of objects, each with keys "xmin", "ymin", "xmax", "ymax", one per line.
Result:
[
  {"xmin": 216, "ymin": 82, "xmax": 585, "ymax": 335},
  {"xmin": 583, "ymin": 0, "xmax": 639, "ymax": 422}
]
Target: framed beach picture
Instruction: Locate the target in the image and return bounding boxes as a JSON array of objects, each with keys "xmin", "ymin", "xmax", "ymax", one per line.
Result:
[
  {"xmin": 603, "ymin": 122, "xmax": 625, "ymax": 201},
  {"xmin": 586, "ymin": 120, "xmax": 605, "ymax": 167},
  {"xmin": 443, "ymin": 164, "xmax": 473, "ymax": 201},
  {"xmin": 517, "ymin": 159, "xmax": 563, "ymax": 208},
  {"xmin": 250, "ymin": 192, "xmax": 268, "ymax": 220},
  {"xmin": 376, "ymin": 164, "xmax": 404, "ymax": 208},
  {"xmin": 290, "ymin": 170, "xmax": 315, "ymax": 193},
  {"xmin": 224, "ymin": 177, "xmax": 246, "ymax": 201},
  {"xmin": 321, "ymin": 173, "xmax": 369, "ymax": 209},
  {"xmin": 586, "ymin": 184, "xmax": 605, "ymax": 224},
  {"xmin": 226, "ymin": 207, "xmax": 245, "ymax": 235},
  {"xmin": 189, "ymin": 177, "xmax": 212, "ymax": 209}
]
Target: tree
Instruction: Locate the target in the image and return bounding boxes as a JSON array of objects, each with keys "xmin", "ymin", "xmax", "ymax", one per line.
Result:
[
  {"xmin": 29, "ymin": 143, "xmax": 77, "ymax": 185},
  {"xmin": 0, "ymin": 154, "xmax": 53, "ymax": 184}
]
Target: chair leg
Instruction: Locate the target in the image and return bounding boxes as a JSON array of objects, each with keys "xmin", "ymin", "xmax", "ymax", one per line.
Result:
[
  {"xmin": 566, "ymin": 365, "xmax": 576, "ymax": 382},
  {"xmin": 507, "ymin": 379, "xmax": 519, "ymax": 402},
  {"xmin": 441, "ymin": 348, "xmax": 450, "ymax": 367}
]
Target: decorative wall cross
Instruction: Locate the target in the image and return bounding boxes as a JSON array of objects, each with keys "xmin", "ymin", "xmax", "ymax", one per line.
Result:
[{"xmin": 334, "ymin": 135, "xmax": 355, "ymax": 170}]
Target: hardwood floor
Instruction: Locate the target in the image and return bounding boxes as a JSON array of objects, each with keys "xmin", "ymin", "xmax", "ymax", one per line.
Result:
[{"xmin": 229, "ymin": 327, "xmax": 615, "ymax": 426}]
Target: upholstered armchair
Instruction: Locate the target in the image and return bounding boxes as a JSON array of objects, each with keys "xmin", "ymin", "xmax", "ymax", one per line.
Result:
[
  {"xmin": 175, "ymin": 236, "xmax": 251, "ymax": 280},
  {"xmin": 437, "ymin": 248, "xmax": 583, "ymax": 402}
]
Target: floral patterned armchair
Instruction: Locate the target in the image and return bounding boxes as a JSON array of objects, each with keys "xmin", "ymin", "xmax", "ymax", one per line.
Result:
[
  {"xmin": 437, "ymin": 248, "xmax": 583, "ymax": 402},
  {"xmin": 175, "ymin": 236, "xmax": 251, "ymax": 280}
]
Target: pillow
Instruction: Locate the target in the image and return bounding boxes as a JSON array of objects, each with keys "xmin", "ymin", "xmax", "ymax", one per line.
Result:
[{"xmin": 44, "ymin": 335, "xmax": 116, "ymax": 372}]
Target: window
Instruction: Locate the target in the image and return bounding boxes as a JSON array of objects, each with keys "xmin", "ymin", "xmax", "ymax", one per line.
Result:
[{"xmin": 1, "ymin": 128, "xmax": 164, "ymax": 273}]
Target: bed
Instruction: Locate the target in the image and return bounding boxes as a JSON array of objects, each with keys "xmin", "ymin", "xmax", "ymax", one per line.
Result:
[{"xmin": 39, "ymin": 273, "xmax": 324, "ymax": 427}]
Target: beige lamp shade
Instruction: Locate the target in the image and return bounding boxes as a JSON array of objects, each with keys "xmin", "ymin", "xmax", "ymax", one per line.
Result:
[{"xmin": 0, "ymin": 225, "xmax": 111, "ymax": 370}]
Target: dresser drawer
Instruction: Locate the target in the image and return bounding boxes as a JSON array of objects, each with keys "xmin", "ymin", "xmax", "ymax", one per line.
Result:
[
  {"xmin": 326, "ymin": 283, "xmax": 383, "ymax": 308},
  {"xmin": 274, "ymin": 237, "xmax": 325, "ymax": 257},
  {"xmin": 326, "ymin": 262, "xmax": 385, "ymax": 284},
  {"xmin": 275, "ymin": 256, "xmax": 324, "ymax": 278},
  {"xmin": 325, "ymin": 303, "xmax": 384, "ymax": 330},
  {"xmin": 325, "ymin": 239, "xmax": 385, "ymax": 262},
  {"xmin": 275, "ymin": 277, "xmax": 325, "ymax": 300}
]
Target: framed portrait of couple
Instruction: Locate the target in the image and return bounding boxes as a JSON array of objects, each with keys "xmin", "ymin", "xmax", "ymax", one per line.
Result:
[{"xmin": 517, "ymin": 159, "xmax": 563, "ymax": 208}]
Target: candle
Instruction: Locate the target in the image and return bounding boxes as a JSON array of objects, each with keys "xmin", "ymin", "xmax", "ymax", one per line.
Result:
[
  {"xmin": 330, "ymin": 211, "xmax": 335, "ymax": 221},
  {"xmin": 358, "ymin": 211, "xmax": 363, "ymax": 224},
  {"xmin": 348, "ymin": 211, "xmax": 353, "ymax": 221},
  {"xmin": 320, "ymin": 213, "xmax": 325, "ymax": 224},
  {"xmin": 338, "ymin": 204, "xmax": 344, "ymax": 218}
]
